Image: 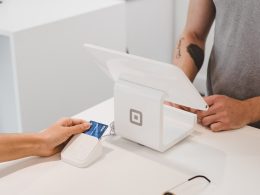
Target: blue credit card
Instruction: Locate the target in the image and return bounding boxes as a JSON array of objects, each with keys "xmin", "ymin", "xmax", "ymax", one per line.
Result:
[{"xmin": 84, "ymin": 120, "xmax": 108, "ymax": 139}]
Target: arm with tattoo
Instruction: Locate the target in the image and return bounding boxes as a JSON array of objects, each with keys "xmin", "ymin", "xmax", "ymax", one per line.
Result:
[
  {"xmin": 187, "ymin": 44, "xmax": 205, "ymax": 71},
  {"xmin": 174, "ymin": 35, "xmax": 205, "ymax": 81},
  {"xmin": 173, "ymin": 0, "xmax": 215, "ymax": 81}
]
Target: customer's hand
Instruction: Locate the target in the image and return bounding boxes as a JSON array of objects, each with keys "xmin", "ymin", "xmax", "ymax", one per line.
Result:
[
  {"xmin": 197, "ymin": 95, "xmax": 250, "ymax": 132},
  {"xmin": 38, "ymin": 118, "xmax": 90, "ymax": 156}
]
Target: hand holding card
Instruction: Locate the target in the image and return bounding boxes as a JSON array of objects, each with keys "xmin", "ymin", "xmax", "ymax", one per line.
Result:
[{"xmin": 61, "ymin": 120, "xmax": 108, "ymax": 168}]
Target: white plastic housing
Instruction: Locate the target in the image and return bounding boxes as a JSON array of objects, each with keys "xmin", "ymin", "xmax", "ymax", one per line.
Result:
[
  {"xmin": 115, "ymin": 80, "xmax": 196, "ymax": 152},
  {"xmin": 84, "ymin": 44, "xmax": 208, "ymax": 152},
  {"xmin": 84, "ymin": 43, "xmax": 208, "ymax": 111},
  {"xmin": 61, "ymin": 134, "xmax": 103, "ymax": 168}
]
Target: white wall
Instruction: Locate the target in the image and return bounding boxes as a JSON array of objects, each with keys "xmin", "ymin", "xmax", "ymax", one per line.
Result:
[
  {"xmin": 0, "ymin": 36, "xmax": 20, "ymax": 132},
  {"xmin": 126, "ymin": 0, "xmax": 175, "ymax": 63}
]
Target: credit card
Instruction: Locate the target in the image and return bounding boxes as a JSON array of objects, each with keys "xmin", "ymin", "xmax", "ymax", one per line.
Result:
[{"xmin": 84, "ymin": 120, "xmax": 108, "ymax": 139}]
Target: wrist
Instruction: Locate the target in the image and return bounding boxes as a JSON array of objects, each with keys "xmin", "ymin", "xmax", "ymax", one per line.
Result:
[
  {"xmin": 28, "ymin": 133, "xmax": 46, "ymax": 156},
  {"xmin": 36, "ymin": 131, "xmax": 57, "ymax": 157},
  {"xmin": 26, "ymin": 132, "xmax": 49, "ymax": 157},
  {"xmin": 243, "ymin": 98, "xmax": 260, "ymax": 124}
]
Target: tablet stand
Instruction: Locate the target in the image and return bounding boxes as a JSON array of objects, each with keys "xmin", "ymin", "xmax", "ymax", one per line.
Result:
[
  {"xmin": 84, "ymin": 43, "xmax": 208, "ymax": 152},
  {"xmin": 114, "ymin": 79, "xmax": 196, "ymax": 152}
]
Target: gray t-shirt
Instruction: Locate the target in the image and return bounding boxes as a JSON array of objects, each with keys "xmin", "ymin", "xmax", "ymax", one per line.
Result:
[{"xmin": 207, "ymin": 0, "xmax": 260, "ymax": 128}]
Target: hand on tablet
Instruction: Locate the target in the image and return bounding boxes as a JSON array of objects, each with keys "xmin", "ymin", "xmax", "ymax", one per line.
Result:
[{"xmin": 197, "ymin": 95, "xmax": 251, "ymax": 132}]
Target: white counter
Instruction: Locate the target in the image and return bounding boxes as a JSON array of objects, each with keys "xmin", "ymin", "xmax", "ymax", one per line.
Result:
[{"xmin": 0, "ymin": 98, "xmax": 259, "ymax": 194}]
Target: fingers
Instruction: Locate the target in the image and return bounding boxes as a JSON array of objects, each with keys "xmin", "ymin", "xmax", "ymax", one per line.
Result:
[
  {"xmin": 210, "ymin": 122, "xmax": 224, "ymax": 132},
  {"xmin": 199, "ymin": 116, "xmax": 225, "ymax": 132},
  {"xmin": 57, "ymin": 118, "xmax": 88, "ymax": 127},
  {"xmin": 197, "ymin": 104, "xmax": 218, "ymax": 119},
  {"xmin": 67, "ymin": 122, "xmax": 91, "ymax": 135},
  {"xmin": 57, "ymin": 118, "xmax": 73, "ymax": 126},
  {"xmin": 197, "ymin": 96, "xmax": 225, "ymax": 119},
  {"xmin": 189, "ymin": 108, "xmax": 198, "ymax": 114},
  {"xmin": 204, "ymin": 95, "xmax": 217, "ymax": 106},
  {"xmin": 70, "ymin": 118, "xmax": 88, "ymax": 126},
  {"xmin": 200, "ymin": 114, "xmax": 219, "ymax": 127},
  {"xmin": 57, "ymin": 117, "xmax": 91, "ymax": 137},
  {"xmin": 198, "ymin": 95, "xmax": 226, "ymax": 132}
]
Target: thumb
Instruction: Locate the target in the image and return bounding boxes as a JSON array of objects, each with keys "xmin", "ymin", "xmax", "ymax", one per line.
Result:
[
  {"xmin": 68, "ymin": 122, "xmax": 91, "ymax": 135},
  {"xmin": 204, "ymin": 95, "xmax": 217, "ymax": 106}
]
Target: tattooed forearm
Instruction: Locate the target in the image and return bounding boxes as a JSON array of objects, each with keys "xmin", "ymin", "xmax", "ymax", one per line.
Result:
[
  {"xmin": 176, "ymin": 37, "xmax": 184, "ymax": 59},
  {"xmin": 187, "ymin": 44, "xmax": 204, "ymax": 70}
]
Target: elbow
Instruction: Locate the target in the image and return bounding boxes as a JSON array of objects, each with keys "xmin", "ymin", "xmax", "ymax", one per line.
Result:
[{"xmin": 182, "ymin": 31, "xmax": 207, "ymax": 46}]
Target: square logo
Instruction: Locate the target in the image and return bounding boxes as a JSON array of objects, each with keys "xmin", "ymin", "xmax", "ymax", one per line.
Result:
[{"xmin": 130, "ymin": 109, "xmax": 143, "ymax": 126}]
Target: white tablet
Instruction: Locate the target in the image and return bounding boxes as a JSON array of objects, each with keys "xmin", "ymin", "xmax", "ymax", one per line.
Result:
[{"xmin": 84, "ymin": 44, "xmax": 207, "ymax": 111}]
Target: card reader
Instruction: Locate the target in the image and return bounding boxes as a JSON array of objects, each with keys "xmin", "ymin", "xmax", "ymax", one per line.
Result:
[{"xmin": 61, "ymin": 121, "xmax": 108, "ymax": 168}]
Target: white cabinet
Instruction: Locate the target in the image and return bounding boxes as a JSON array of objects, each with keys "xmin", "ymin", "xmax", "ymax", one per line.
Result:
[{"xmin": 0, "ymin": 0, "xmax": 126, "ymax": 132}]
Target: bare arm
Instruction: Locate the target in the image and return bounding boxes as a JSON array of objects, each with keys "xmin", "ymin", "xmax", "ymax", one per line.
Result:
[
  {"xmin": 173, "ymin": 1, "xmax": 260, "ymax": 131},
  {"xmin": 173, "ymin": 0, "xmax": 216, "ymax": 81},
  {"xmin": 0, "ymin": 118, "xmax": 90, "ymax": 162},
  {"xmin": 246, "ymin": 97, "xmax": 260, "ymax": 125}
]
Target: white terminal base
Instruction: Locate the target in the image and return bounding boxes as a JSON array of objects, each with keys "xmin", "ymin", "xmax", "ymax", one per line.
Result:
[
  {"xmin": 115, "ymin": 80, "xmax": 196, "ymax": 152},
  {"xmin": 84, "ymin": 44, "xmax": 208, "ymax": 153},
  {"xmin": 61, "ymin": 134, "xmax": 103, "ymax": 168}
]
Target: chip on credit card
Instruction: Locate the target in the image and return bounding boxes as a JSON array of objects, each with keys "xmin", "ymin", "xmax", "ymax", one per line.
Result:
[{"xmin": 84, "ymin": 121, "xmax": 108, "ymax": 139}]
